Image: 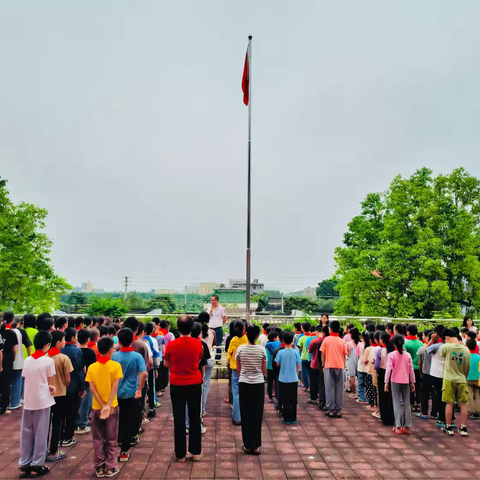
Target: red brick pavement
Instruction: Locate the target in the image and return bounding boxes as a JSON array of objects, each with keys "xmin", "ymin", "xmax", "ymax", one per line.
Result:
[{"xmin": 1, "ymin": 380, "xmax": 480, "ymax": 479}]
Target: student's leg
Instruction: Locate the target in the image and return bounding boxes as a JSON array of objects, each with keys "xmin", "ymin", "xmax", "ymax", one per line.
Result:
[
  {"xmin": 267, "ymin": 370, "xmax": 274, "ymax": 400},
  {"xmin": 0, "ymin": 367, "xmax": 13, "ymax": 413},
  {"xmin": 118, "ymin": 398, "xmax": 131, "ymax": 453},
  {"xmin": 420, "ymin": 374, "xmax": 430, "ymax": 416},
  {"xmin": 231, "ymin": 369, "xmax": 241, "ymax": 422},
  {"xmin": 77, "ymin": 382, "xmax": 92, "ymax": 429},
  {"xmin": 227, "ymin": 366, "xmax": 232, "ymax": 403},
  {"xmin": 467, "ymin": 382, "xmax": 475, "ymax": 414},
  {"xmin": 147, "ymin": 369, "xmax": 156, "ymax": 410},
  {"xmin": 202, "ymin": 359, "xmax": 214, "ymax": 414},
  {"xmin": 435, "ymin": 378, "xmax": 446, "ymax": 424},
  {"xmin": 91, "ymin": 409, "xmax": 107, "ymax": 468},
  {"xmin": 19, "ymin": 409, "xmax": 35, "ymax": 467},
  {"xmin": 186, "ymin": 384, "xmax": 202, "ymax": 456},
  {"xmin": 31, "ymin": 408, "xmax": 51, "ymax": 467},
  {"xmin": 302, "ymin": 360, "xmax": 310, "ymax": 389},
  {"xmin": 291, "ymin": 382, "xmax": 298, "ymax": 422},
  {"xmin": 445, "ymin": 403, "xmax": 454, "ymax": 426},
  {"xmin": 63, "ymin": 394, "xmax": 81, "ymax": 441},
  {"xmin": 324, "ymin": 369, "xmax": 335, "ymax": 413},
  {"xmin": 50, "ymin": 396, "xmax": 67, "ymax": 456},
  {"xmin": 9, "ymin": 369, "xmax": 22, "ymax": 408},
  {"xmin": 335, "ymin": 369, "xmax": 344, "ymax": 413},
  {"xmin": 252, "ymin": 382, "xmax": 264, "ymax": 448},
  {"xmin": 414, "ymin": 370, "xmax": 421, "ymax": 406},
  {"xmin": 309, "ymin": 368, "xmax": 318, "ymax": 401},
  {"xmin": 474, "ymin": 386, "xmax": 480, "ymax": 415},
  {"xmin": 357, "ymin": 371, "xmax": 366, "ymax": 402},
  {"xmin": 239, "ymin": 382, "xmax": 252, "ymax": 448},
  {"xmin": 170, "ymin": 385, "xmax": 187, "ymax": 459},
  {"xmin": 104, "ymin": 407, "xmax": 119, "ymax": 471},
  {"xmin": 214, "ymin": 327, "xmax": 223, "ymax": 361},
  {"xmin": 318, "ymin": 367, "xmax": 326, "ymax": 407},
  {"xmin": 390, "ymin": 382, "xmax": 402, "ymax": 429},
  {"xmin": 402, "ymin": 383, "xmax": 412, "ymax": 428}
]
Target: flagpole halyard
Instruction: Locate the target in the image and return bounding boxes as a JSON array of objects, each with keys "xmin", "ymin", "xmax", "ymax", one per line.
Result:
[{"xmin": 245, "ymin": 35, "xmax": 252, "ymax": 322}]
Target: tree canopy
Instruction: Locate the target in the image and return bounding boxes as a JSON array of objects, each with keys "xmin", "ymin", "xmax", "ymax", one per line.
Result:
[
  {"xmin": 81, "ymin": 295, "xmax": 129, "ymax": 317},
  {"xmin": 0, "ymin": 178, "xmax": 71, "ymax": 313},
  {"xmin": 316, "ymin": 279, "xmax": 339, "ymax": 298},
  {"xmin": 334, "ymin": 168, "xmax": 480, "ymax": 319}
]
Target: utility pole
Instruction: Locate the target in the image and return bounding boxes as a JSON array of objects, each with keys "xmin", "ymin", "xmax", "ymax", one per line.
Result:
[
  {"xmin": 185, "ymin": 286, "xmax": 187, "ymax": 312},
  {"xmin": 123, "ymin": 277, "xmax": 129, "ymax": 300},
  {"xmin": 281, "ymin": 293, "xmax": 284, "ymax": 314}
]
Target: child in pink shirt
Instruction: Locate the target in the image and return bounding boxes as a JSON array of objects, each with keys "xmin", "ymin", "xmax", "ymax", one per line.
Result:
[{"xmin": 385, "ymin": 334, "xmax": 415, "ymax": 435}]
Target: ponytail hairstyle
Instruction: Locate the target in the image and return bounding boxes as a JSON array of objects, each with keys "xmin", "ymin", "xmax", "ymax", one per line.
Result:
[
  {"xmin": 233, "ymin": 319, "xmax": 245, "ymax": 338},
  {"xmin": 362, "ymin": 331, "xmax": 370, "ymax": 348},
  {"xmin": 368, "ymin": 331, "xmax": 376, "ymax": 346},
  {"xmin": 198, "ymin": 311, "xmax": 210, "ymax": 339},
  {"xmin": 1, "ymin": 311, "xmax": 15, "ymax": 331},
  {"xmin": 350, "ymin": 327, "xmax": 360, "ymax": 345},
  {"xmin": 393, "ymin": 334, "xmax": 404, "ymax": 354}
]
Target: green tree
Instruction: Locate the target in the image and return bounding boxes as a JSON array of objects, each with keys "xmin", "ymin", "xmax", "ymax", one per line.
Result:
[
  {"xmin": 125, "ymin": 293, "xmax": 150, "ymax": 310},
  {"xmin": 316, "ymin": 279, "xmax": 339, "ymax": 298},
  {"xmin": 0, "ymin": 178, "xmax": 71, "ymax": 313},
  {"xmin": 66, "ymin": 292, "xmax": 88, "ymax": 305},
  {"xmin": 82, "ymin": 295, "xmax": 129, "ymax": 317},
  {"xmin": 284, "ymin": 297, "xmax": 320, "ymax": 314},
  {"xmin": 334, "ymin": 168, "xmax": 480, "ymax": 319},
  {"xmin": 148, "ymin": 295, "xmax": 177, "ymax": 313},
  {"xmin": 252, "ymin": 293, "xmax": 269, "ymax": 312}
]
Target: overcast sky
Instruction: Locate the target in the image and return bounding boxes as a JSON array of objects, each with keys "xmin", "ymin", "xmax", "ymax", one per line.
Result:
[{"xmin": 1, "ymin": 1, "xmax": 480, "ymax": 293}]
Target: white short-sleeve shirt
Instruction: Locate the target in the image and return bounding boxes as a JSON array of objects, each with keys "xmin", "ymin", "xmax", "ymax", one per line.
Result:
[
  {"xmin": 22, "ymin": 355, "xmax": 56, "ymax": 410},
  {"xmin": 208, "ymin": 306, "xmax": 227, "ymax": 329}
]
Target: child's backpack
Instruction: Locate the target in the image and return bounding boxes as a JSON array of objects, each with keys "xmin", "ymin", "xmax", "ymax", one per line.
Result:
[{"xmin": 144, "ymin": 336, "xmax": 161, "ymax": 368}]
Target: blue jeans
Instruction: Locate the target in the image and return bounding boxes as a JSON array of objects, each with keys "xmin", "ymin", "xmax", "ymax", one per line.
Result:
[
  {"xmin": 214, "ymin": 327, "xmax": 223, "ymax": 361},
  {"xmin": 231, "ymin": 369, "xmax": 241, "ymax": 422},
  {"xmin": 9, "ymin": 370, "xmax": 23, "ymax": 408},
  {"xmin": 301, "ymin": 360, "xmax": 310, "ymax": 389},
  {"xmin": 202, "ymin": 359, "xmax": 214, "ymax": 414},
  {"xmin": 77, "ymin": 383, "xmax": 92, "ymax": 428},
  {"xmin": 357, "ymin": 371, "xmax": 366, "ymax": 402}
]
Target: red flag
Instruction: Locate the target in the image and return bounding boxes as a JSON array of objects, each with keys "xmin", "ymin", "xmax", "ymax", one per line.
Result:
[{"xmin": 242, "ymin": 50, "xmax": 249, "ymax": 106}]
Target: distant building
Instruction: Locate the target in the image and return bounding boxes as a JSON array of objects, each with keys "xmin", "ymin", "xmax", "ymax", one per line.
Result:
[
  {"xmin": 198, "ymin": 282, "xmax": 223, "ymax": 296},
  {"xmin": 228, "ymin": 279, "xmax": 264, "ymax": 296},
  {"xmin": 304, "ymin": 287, "xmax": 316, "ymax": 297},
  {"xmin": 203, "ymin": 289, "xmax": 258, "ymax": 316},
  {"xmin": 81, "ymin": 281, "xmax": 94, "ymax": 292},
  {"xmin": 187, "ymin": 286, "xmax": 199, "ymax": 294},
  {"xmin": 154, "ymin": 289, "xmax": 177, "ymax": 295}
]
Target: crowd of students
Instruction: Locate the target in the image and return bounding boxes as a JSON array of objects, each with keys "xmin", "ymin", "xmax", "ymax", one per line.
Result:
[{"xmin": 1, "ymin": 310, "xmax": 478, "ymax": 477}]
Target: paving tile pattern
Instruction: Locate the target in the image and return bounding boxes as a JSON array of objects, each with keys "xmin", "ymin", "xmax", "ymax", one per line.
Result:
[{"xmin": 0, "ymin": 380, "xmax": 479, "ymax": 479}]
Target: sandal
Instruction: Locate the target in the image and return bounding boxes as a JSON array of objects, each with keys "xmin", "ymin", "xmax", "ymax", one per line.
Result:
[
  {"xmin": 242, "ymin": 447, "xmax": 252, "ymax": 454},
  {"xmin": 105, "ymin": 468, "xmax": 119, "ymax": 478},
  {"xmin": 224, "ymin": 398, "xmax": 230, "ymax": 403},
  {"xmin": 19, "ymin": 466, "xmax": 31, "ymax": 479},
  {"xmin": 96, "ymin": 466, "xmax": 106, "ymax": 478},
  {"xmin": 401, "ymin": 428, "xmax": 412, "ymax": 435},
  {"xmin": 393, "ymin": 427, "xmax": 403, "ymax": 435},
  {"xmin": 29, "ymin": 466, "xmax": 50, "ymax": 477}
]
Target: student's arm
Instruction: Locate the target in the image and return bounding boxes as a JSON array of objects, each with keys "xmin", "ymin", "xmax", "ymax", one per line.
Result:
[
  {"xmin": 146, "ymin": 356, "xmax": 153, "ymax": 372},
  {"xmin": 262, "ymin": 359, "xmax": 267, "ymax": 376},
  {"xmin": 101, "ymin": 378, "xmax": 120, "ymax": 419},
  {"xmin": 65, "ymin": 370, "xmax": 71, "ymax": 387},
  {"xmin": 48, "ymin": 377, "xmax": 56, "ymax": 395},
  {"xmin": 463, "ymin": 351, "xmax": 471, "ymax": 378},
  {"xmin": 90, "ymin": 381, "xmax": 104, "ymax": 408},
  {"xmin": 236, "ymin": 357, "xmax": 242, "ymax": 376},
  {"xmin": 384, "ymin": 354, "xmax": 393, "ymax": 391},
  {"xmin": 408, "ymin": 356, "xmax": 415, "ymax": 390},
  {"xmin": 136, "ymin": 371, "xmax": 147, "ymax": 399}
]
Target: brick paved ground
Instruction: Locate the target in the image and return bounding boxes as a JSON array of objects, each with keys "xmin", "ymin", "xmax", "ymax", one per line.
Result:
[{"xmin": 1, "ymin": 380, "xmax": 480, "ymax": 479}]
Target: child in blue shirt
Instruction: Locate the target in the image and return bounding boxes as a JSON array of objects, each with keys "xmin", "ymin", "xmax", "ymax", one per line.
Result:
[
  {"xmin": 275, "ymin": 331, "xmax": 301, "ymax": 424},
  {"xmin": 265, "ymin": 331, "xmax": 281, "ymax": 403},
  {"xmin": 466, "ymin": 338, "xmax": 480, "ymax": 418},
  {"xmin": 111, "ymin": 328, "xmax": 147, "ymax": 463}
]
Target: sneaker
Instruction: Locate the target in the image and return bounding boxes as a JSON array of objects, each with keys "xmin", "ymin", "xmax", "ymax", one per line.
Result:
[
  {"xmin": 141, "ymin": 418, "xmax": 150, "ymax": 425},
  {"xmin": 155, "ymin": 402, "xmax": 162, "ymax": 408},
  {"xmin": 7, "ymin": 404, "xmax": 21, "ymax": 410},
  {"xmin": 186, "ymin": 428, "xmax": 189, "ymax": 434},
  {"xmin": 130, "ymin": 435, "xmax": 140, "ymax": 447},
  {"xmin": 119, "ymin": 452, "xmax": 130, "ymax": 462},
  {"xmin": 202, "ymin": 411, "xmax": 207, "ymax": 417},
  {"xmin": 444, "ymin": 425, "xmax": 454, "ymax": 436},
  {"xmin": 192, "ymin": 452, "xmax": 204, "ymax": 462},
  {"xmin": 436, "ymin": 421, "xmax": 445, "ymax": 428},
  {"xmin": 61, "ymin": 439, "xmax": 76, "ymax": 447},
  {"xmin": 74, "ymin": 426, "xmax": 91, "ymax": 435},
  {"xmin": 46, "ymin": 450, "xmax": 67, "ymax": 462},
  {"xmin": 147, "ymin": 409, "xmax": 156, "ymax": 418},
  {"xmin": 176, "ymin": 457, "xmax": 186, "ymax": 463},
  {"xmin": 201, "ymin": 426, "xmax": 207, "ymax": 434},
  {"xmin": 307, "ymin": 400, "xmax": 318, "ymax": 405},
  {"xmin": 459, "ymin": 426, "xmax": 469, "ymax": 437},
  {"xmin": 334, "ymin": 413, "xmax": 343, "ymax": 419}
]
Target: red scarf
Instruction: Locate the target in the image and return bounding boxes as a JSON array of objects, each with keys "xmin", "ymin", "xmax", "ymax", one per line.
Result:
[
  {"xmin": 390, "ymin": 333, "xmax": 394, "ymax": 338},
  {"xmin": 381, "ymin": 345, "xmax": 387, "ymax": 348},
  {"xmin": 330, "ymin": 333, "xmax": 339, "ymax": 337},
  {"xmin": 151, "ymin": 333, "xmax": 158, "ymax": 337},
  {"xmin": 120, "ymin": 347, "xmax": 134, "ymax": 352},
  {"xmin": 65, "ymin": 341, "xmax": 75, "ymax": 345},
  {"xmin": 48, "ymin": 347, "xmax": 61, "ymax": 357},
  {"xmin": 160, "ymin": 329, "xmax": 168, "ymax": 336},
  {"xmin": 469, "ymin": 349, "xmax": 477, "ymax": 354},
  {"xmin": 97, "ymin": 356, "xmax": 111, "ymax": 364},
  {"xmin": 32, "ymin": 351, "xmax": 45, "ymax": 359},
  {"xmin": 280, "ymin": 343, "xmax": 286, "ymax": 347},
  {"xmin": 406, "ymin": 336, "xmax": 417, "ymax": 341},
  {"xmin": 76, "ymin": 326, "xmax": 82, "ymax": 330},
  {"xmin": 87, "ymin": 341, "xmax": 97, "ymax": 349},
  {"xmin": 5, "ymin": 324, "xmax": 12, "ymax": 330},
  {"xmin": 133, "ymin": 335, "xmax": 138, "ymax": 341},
  {"xmin": 437, "ymin": 339, "xmax": 444, "ymax": 343}
]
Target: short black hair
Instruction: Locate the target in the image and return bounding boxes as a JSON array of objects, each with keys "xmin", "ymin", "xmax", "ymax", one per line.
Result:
[
  {"xmin": 262, "ymin": 323, "xmax": 270, "ymax": 330},
  {"xmin": 108, "ymin": 325, "xmax": 116, "ymax": 336},
  {"xmin": 309, "ymin": 325, "xmax": 316, "ymax": 333},
  {"xmin": 64, "ymin": 327, "xmax": 77, "ymax": 343},
  {"xmin": 434, "ymin": 325, "xmax": 445, "ymax": 336},
  {"xmin": 198, "ymin": 311, "xmax": 210, "ymax": 324},
  {"xmin": 145, "ymin": 322, "xmax": 155, "ymax": 336},
  {"xmin": 24, "ymin": 314, "xmax": 37, "ymax": 329},
  {"xmin": 77, "ymin": 328, "xmax": 90, "ymax": 345},
  {"xmin": 466, "ymin": 338, "xmax": 477, "ymax": 351},
  {"xmin": 302, "ymin": 322, "xmax": 310, "ymax": 332},
  {"xmin": 211, "ymin": 294, "xmax": 219, "ymax": 301},
  {"xmin": 467, "ymin": 331, "xmax": 477, "ymax": 340},
  {"xmin": 376, "ymin": 324, "xmax": 385, "ymax": 332},
  {"xmin": 247, "ymin": 325, "xmax": 260, "ymax": 344},
  {"xmin": 55, "ymin": 317, "xmax": 67, "ymax": 330},
  {"xmin": 98, "ymin": 326, "xmax": 110, "ymax": 338},
  {"xmin": 137, "ymin": 322, "xmax": 145, "ymax": 335},
  {"xmin": 152, "ymin": 317, "xmax": 160, "ymax": 325},
  {"xmin": 442, "ymin": 328, "xmax": 456, "ymax": 340},
  {"xmin": 293, "ymin": 322, "xmax": 302, "ymax": 331},
  {"xmin": 83, "ymin": 316, "xmax": 92, "ymax": 327},
  {"xmin": 34, "ymin": 330, "xmax": 53, "ymax": 350},
  {"xmin": 159, "ymin": 320, "xmax": 168, "ymax": 329},
  {"xmin": 322, "ymin": 326, "xmax": 330, "ymax": 337},
  {"xmin": 75, "ymin": 317, "xmax": 84, "ymax": 328},
  {"xmin": 98, "ymin": 336, "xmax": 114, "ymax": 355},
  {"xmin": 68, "ymin": 317, "xmax": 76, "ymax": 329},
  {"xmin": 329, "ymin": 320, "xmax": 340, "ymax": 334},
  {"xmin": 315, "ymin": 325, "xmax": 323, "ymax": 333},
  {"xmin": 366, "ymin": 323, "xmax": 375, "ymax": 332},
  {"xmin": 407, "ymin": 324, "xmax": 418, "ymax": 336},
  {"xmin": 386, "ymin": 322, "xmax": 394, "ymax": 331},
  {"xmin": 380, "ymin": 332, "xmax": 391, "ymax": 346},
  {"xmin": 3, "ymin": 311, "xmax": 15, "ymax": 323},
  {"xmin": 118, "ymin": 328, "xmax": 134, "ymax": 347},
  {"xmin": 38, "ymin": 316, "xmax": 54, "ymax": 332},
  {"xmin": 461, "ymin": 327, "xmax": 469, "ymax": 334},
  {"xmin": 282, "ymin": 331, "xmax": 294, "ymax": 345},
  {"xmin": 51, "ymin": 330, "xmax": 65, "ymax": 348},
  {"xmin": 123, "ymin": 317, "xmax": 140, "ymax": 333},
  {"xmin": 177, "ymin": 315, "xmax": 194, "ymax": 335},
  {"xmin": 267, "ymin": 331, "xmax": 278, "ymax": 342}
]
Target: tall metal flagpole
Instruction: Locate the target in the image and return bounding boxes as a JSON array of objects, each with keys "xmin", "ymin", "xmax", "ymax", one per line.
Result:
[{"xmin": 246, "ymin": 35, "xmax": 252, "ymax": 322}]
